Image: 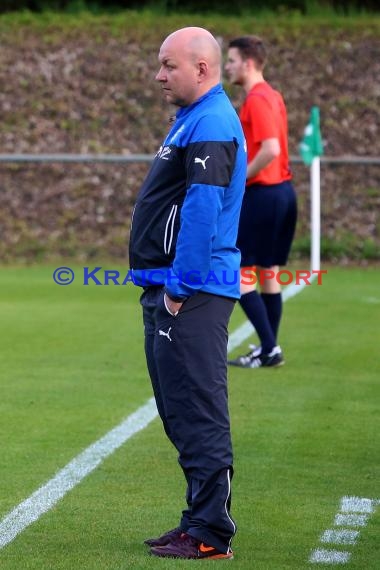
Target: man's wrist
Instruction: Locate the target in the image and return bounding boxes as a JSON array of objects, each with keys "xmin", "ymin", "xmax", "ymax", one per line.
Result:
[{"xmin": 164, "ymin": 289, "xmax": 187, "ymax": 303}]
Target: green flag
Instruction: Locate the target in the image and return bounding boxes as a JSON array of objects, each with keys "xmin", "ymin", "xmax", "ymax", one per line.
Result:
[{"xmin": 299, "ymin": 106, "xmax": 323, "ymax": 166}]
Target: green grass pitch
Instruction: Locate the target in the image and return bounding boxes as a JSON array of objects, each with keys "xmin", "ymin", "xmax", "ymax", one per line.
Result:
[{"xmin": 0, "ymin": 264, "xmax": 379, "ymax": 569}]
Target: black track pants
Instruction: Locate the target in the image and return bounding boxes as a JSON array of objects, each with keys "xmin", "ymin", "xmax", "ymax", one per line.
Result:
[{"xmin": 140, "ymin": 286, "xmax": 237, "ymax": 553}]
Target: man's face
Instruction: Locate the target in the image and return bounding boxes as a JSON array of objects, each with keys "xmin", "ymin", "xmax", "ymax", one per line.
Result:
[
  {"xmin": 156, "ymin": 40, "xmax": 200, "ymax": 107},
  {"xmin": 224, "ymin": 47, "xmax": 246, "ymax": 85}
]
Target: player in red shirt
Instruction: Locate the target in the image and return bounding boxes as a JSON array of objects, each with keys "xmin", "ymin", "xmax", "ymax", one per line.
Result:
[{"xmin": 225, "ymin": 35, "xmax": 297, "ymax": 368}]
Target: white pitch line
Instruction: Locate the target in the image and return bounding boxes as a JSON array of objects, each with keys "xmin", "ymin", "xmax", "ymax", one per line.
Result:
[
  {"xmin": 310, "ymin": 496, "xmax": 379, "ymax": 565},
  {"xmin": 334, "ymin": 514, "xmax": 369, "ymax": 527},
  {"xmin": 340, "ymin": 496, "xmax": 376, "ymax": 513},
  {"xmin": 320, "ymin": 529, "xmax": 359, "ymax": 545},
  {"xmin": 0, "ymin": 278, "xmax": 311, "ymax": 549},
  {"xmin": 310, "ymin": 549, "xmax": 351, "ymax": 564}
]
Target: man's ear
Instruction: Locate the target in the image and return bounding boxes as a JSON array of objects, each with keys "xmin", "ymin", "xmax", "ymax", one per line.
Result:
[{"xmin": 198, "ymin": 61, "xmax": 208, "ymax": 80}]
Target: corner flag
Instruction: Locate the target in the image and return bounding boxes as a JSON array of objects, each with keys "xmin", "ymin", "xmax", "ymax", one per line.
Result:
[
  {"xmin": 299, "ymin": 106, "xmax": 323, "ymax": 166},
  {"xmin": 300, "ymin": 106, "xmax": 323, "ymax": 272}
]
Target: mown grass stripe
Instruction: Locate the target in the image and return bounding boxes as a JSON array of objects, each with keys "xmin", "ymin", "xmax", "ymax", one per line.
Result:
[
  {"xmin": 0, "ymin": 398, "xmax": 157, "ymax": 549},
  {"xmin": 227, "ymin": 280, "xmax": 311, "ymax": 352}
]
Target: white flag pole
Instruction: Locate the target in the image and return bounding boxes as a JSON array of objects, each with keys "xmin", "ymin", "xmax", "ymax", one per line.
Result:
[{"xmin": 310, "ymin": 156, "xmax": 321, "ymax": 272}]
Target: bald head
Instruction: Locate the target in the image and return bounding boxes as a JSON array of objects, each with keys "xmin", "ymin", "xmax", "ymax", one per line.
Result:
[
  {"xmin": 156, "ymin": 27, "xmax": 222, "ymax": 107},
  {"xmin": 162, "ymin": 27, "xmax": 221, "ymax": 75}
]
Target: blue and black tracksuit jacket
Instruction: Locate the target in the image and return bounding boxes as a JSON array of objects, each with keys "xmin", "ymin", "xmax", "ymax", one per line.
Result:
[{"xmin": 129, "ymin": 84, "xmax": 247, "ymax": 300}]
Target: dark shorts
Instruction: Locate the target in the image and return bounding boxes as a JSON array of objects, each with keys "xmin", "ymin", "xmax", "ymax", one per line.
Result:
[{"xmin": 237, "ymin": 180, "xmax": 297, "ymax": 268}]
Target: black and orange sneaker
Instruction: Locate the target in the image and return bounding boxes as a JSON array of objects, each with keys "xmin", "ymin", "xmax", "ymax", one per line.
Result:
[
  {"xmin": 144, "ymin": 527, "xmax": 182, "ymax": 547},
  {"xmin": 150, "ymin": 532, "xmax": 233, "ymax": 559}
]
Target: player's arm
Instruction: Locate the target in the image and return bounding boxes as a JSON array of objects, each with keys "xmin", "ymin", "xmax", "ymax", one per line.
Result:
[
  {"xmin": 245, "ymin": 93, "xmax": 280, "ymax": 179},
  {"xmin": 246, "ymin": 137, "xmax": 280, "ymax": 180},
  {"xmin": 164, "ymin": 135, "xmax": 237, "ymax": 301}
]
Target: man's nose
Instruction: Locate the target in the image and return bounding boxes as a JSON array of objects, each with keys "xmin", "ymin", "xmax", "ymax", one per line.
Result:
[{"xmin": 155, "ymin": 68, "xmax": 165, "ymax": 81}]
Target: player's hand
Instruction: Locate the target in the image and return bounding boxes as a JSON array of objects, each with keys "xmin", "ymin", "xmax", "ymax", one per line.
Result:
[{"xmin": 164, "ymin": 293, "xmax": 183, "ymax": 316}]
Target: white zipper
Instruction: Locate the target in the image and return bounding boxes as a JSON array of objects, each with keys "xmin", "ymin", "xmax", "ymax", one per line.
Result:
[
  {"xmin": 164, "ymin": 204, "xmax": 178, "ymax": 255},
  {"xmin": 130, "ymin": 204, "xmax": 136, "ymax": 233}
]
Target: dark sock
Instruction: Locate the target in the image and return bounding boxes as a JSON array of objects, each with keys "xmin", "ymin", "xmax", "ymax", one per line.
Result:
[
  {"xmin": 239, "ymin": 290, "xmax": 276, "ymax": 354},
  {"xmin": 261, "ymin": 292, "xmax": 282, "ymax": 342}
]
